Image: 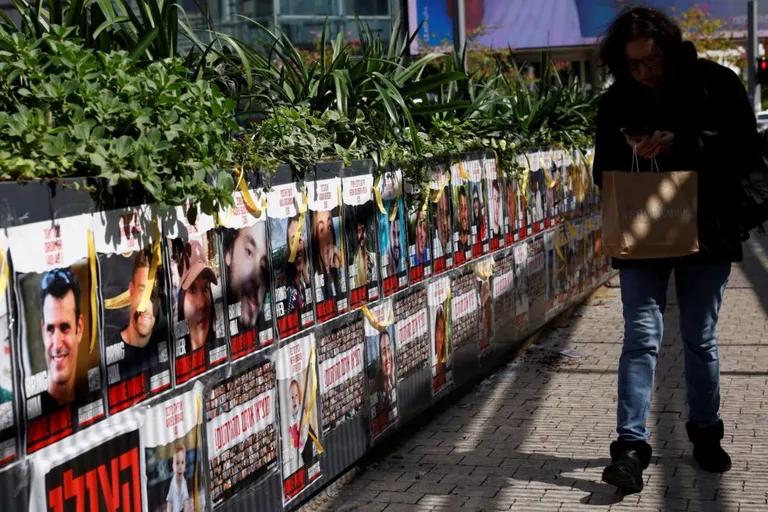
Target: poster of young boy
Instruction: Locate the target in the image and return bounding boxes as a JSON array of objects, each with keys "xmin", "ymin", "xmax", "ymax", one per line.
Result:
[
  {"xmin": 0, "ymin": 235, "xmax": 18, "ymax": 468},
  {"xmin": 342, "ymin": 167, "xmax": 380, "ymax": 309},
  {"xmin": 427, "ymin": 276, "xmax": 452, "ymax": 397},
  {"xmin": 165, "ymin": 207, "xmax": 227, "ymax": 385},
  {"xmin": 317, "ymin": 313, "xmax": 364, "ymax": 434},
  {"xmin": 450, "ymin": 162, "xmax": 472, "ymax": 266},
  {"xmin": 485, "ymin": 156, "xmax": 505, "ymax": 252},
  {"xmin": 276, "ymin": 332, "xmax": 322, "ymax": 505},
  {"xmin": 467, "ymin": 157, "xmax": 490, "ymax": 258},
  {"xmin": 406, "ymin": 181, "xmax": 432, "ymax": 284},
  {"xmin": 94, "ymin": 206, "xmax": 172, "ymax": 414},
  {"xmin": 204, "ymin": 359, "xmax": 277, "ymax": 508},
  {"xmin": 378, "ymin": 169, "xmax": 409, "ymax": 297},
  {"xmin": 363, "ymin": 300, "xmax": 398, "ymax": 441},
  {"xmin": 220, "ymin": 175, "xmax": 275, "ymax": 360},
  {"xmin": 9, "ymin": 215, "xmax": 105, "ymax": 453},
  {"xmin": 308, "ymin": 164, "xmax": 348, "ymax": 323},
  {"xmin": 429, "ymin": 162, "xmax": 454, "ymax": 275},
  {"xmin": 267, "ymin": 173, "xmax": 315, "ymax": 339},
  {"xmin": 144, "ymin": 385, "xmax": 206, "ymax": 512}
]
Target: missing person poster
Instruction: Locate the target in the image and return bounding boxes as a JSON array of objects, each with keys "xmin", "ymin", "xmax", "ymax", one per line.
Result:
[
  {"xmin": 363, "ymin": 300, "xmax": 398, "ymax": 441},
  {"xmin": 529, "ymin": 153, "xmax": 548, "ymax": 234},
  {"xmin": 308, "ymin": 171, "xmax": 348, "ymax": 323},
  {"xmin": 485, "ymin": 156, "xmax": 505, "ymax": 252},
  {"xmin": 317, "ymin": 314, "xmax": 364, "ymax": 434},
  {"xmin": 276, "ymin": 333, "xmax": 322, "ymax": 505},
  {"xmin": 144, "ymin": 385, "xmax": 206, "ymax": 512},
  {"xmin": 527, "ymin": 235, "xmax": 547, "ymax": 324},
  {"xmin": 165, "ymin": 208, "xmax": 227, "ymax": 385},
  {"xmin": 205, "ymin": 360, "xmax": 277, "ymax": 508},
  {"xmin": 393, "ymin": 287, "xmax": 429, "ymax": 382},
  {"xmin": 29, "ymin": 411, "xmax": 144, "ymax": 512},
  {"xmin": 94, "ymin": 206, "xmax": 172, "ymax": 414},
  {"xmin": 492, "ymin": 250, "xmax": 515, "ymax": 333},
  {"xmin": 474, "ymin": 258, "xmax": 494, "ymax": 356},
  {"xmin": 342, "ymin": 169, "xmax": 380, "ymax": 309},
  {"xmin": 267, "ymin": 176, "xmax": 315, "ymax": 338},
  {"xmin": 220, "ymin": 180, "xmax": 275, "ymax": 360},
  {"xmin": 377, "ymin": 170, "xmax": 408, "ymax": 297},
  {"xmin": 504, "ymin": 175, "xmax": 519, "ymax": 246},
  {"xmin": 467, "ymin": 158, "xmax": 489, "ymax": 258},
  {"xmin": 544, "ymin": 229, "xmax": 558, "ymax": 319},
  {"xmin": 427, "ymin": 276, "xmax": 452, "ymax": 396},
  {"xmin": 450, "ymin": 269, "xmax": 480, "ymax": 352},
  {"xmin": 517, "ymin": 154, "xmax": 533, "ymax": 238},
  {"xmin": 543, "ymin": 152, "xmax": 558, "ymax": 228},
  {"xmin": 512, "ymin": 243, "xmax": 530, "ymax": 334},
  {"xmin": 429, "ymin": 162, "xmax": 454, "ymax": 275},
  {"xmin": 9, "ymin": 216, "xmax": 105, "ymax": 454},
  {"xmin": 405, "ymin": 180, "xmax": 431, "ymax": 283},
  {"xmin": 450, "ymin": 162, "xmax": 472, "ymax": 266},
  {"xmin": 0, "ymin": 235, "xmax": 18, "ymax": 468}
]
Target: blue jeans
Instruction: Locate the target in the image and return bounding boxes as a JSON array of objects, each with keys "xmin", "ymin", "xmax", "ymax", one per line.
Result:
[{"xmin": 617, "ymin": 264, "xmax": 731, "ymax": 441}]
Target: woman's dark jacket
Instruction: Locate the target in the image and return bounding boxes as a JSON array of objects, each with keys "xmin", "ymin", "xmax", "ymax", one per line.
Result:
[{"xmin": 593, "ymin": 41, "xmax": 759, "ymax": 268}]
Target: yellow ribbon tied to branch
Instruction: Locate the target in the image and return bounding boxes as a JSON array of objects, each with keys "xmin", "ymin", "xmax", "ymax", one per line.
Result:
[
  {"xmin": 288, "ymin": 190, "xmax": 309, "ymax": 264},
  {"xmin": 137, "ymin": 221, "xmax": 162, "ymax": 315}
]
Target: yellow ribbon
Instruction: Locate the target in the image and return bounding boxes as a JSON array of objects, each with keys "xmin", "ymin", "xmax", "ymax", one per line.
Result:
[
  {"xmin": 361, "ymin": 305, "xmax": 393, "ymax": 332},
  {"xmin": 373, "ymin": 176, "xmax": 387, "ymax": 215},
  {"xmin": 104, "ymin": 290, "xmax": 131, "ymax": 310},
  {"xmin": 236, "ymin": 167, "xmax": 267, "ymax": 218},
  {"xmin": 0, "ymin": 251, "xmax": 8, "ymax": 298},
  {"xmin": 87, "ymin": 230, "xmax": 98, "ymax": 354},
  {"xmin": 519, "ymin": 155, "xmax": 531, "ymax": 193},
  {"xmin": 555, "ymin": 243, "xmax": 566, "ymax": 263},
  {"xmin": 419, "ymin": 185, "xmax": 430, "ymax": 215},
  {"xmin": 303, "ymin": 344, "xmax": 324, "ymax": 454},
  {"xmin": 458, "ymin": 161, "xmax": 469, "ymax": 181},
  {"xmin": 389, "ymin": 197, "xmax": 400, "ymax": 223},
  {"xmin": 137, "ymin": 225, "xmax": 161, "ymax": 314},
  {"xmin": 288, "ymin": 191, "xmax": 309, "ymax": 264},
  {"xmin": 430, "ymin": 186, "xmax": 445, "ymax": 204},
  {"xmin": 473, "ymin": 258, "xmax": 495, "ymax": 280}
]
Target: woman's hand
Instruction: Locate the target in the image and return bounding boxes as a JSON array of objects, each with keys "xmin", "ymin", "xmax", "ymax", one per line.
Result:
[{"xmin": 626, "ymin": 130, "xmax": 675, "ymax": 159}]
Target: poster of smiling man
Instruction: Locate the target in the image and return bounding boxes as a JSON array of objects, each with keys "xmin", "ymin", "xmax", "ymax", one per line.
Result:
[
  {"xmin": 529, "ymin": 153, "xmax": 548, "ymax": 234},
  {"xmin": 450, "ymin": 162, "xmax": 472, "ymax": 266},
  {"xmin": 484, "ymin": 156, "xmax": 505, "ymax": 252},
  {"xmin": 429, "ymin": 162, "xmax": 454, "ymax": 276},
  {"xmin": 343, "ymin": 165, "xmax": 380, "ymax": 309},
  {"xmin": 378, "ymin": 169, "xmax": 409, "ymax": 296},
  {"xmin": 94, "ymin": 206, "xmax": 171, "ymax": 414},
  {"xmin": 308, "ymin": 164, "xmax": 348, "ymax": 323},
  {"xmin": 363, "ymin": 300, "xmax": 398, "ymax": 441},
  {"xmin": 406, "ymin": 180, "xmax": 432, "ymax": 284},
  {"xmin": 0, "ymin": 235, "xmax": 18, "ymax": 468},
  {"xmin": 165, "ymin": 207, "xmax": 228, "ymax": 385},
  {"xmin": 9, "ymin": 215, "xmax": 105, "ymax": 454},
  {"xmin": 466, "ymin": 157, "xmax": 490, "ymax": 258},
  {"xmin": 220, "ymin": 176, "xmax": 275, "ymax": 360}
]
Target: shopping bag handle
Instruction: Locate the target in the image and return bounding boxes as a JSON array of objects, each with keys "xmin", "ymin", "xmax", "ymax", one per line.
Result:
[{"xmin": 630, "ymin": 147, "xmax": 661, "ymax": 173}]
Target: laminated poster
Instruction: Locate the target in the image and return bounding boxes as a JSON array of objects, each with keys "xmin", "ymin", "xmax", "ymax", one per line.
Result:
[
  {"xmin": 450, "ymin": 269, "xmax": 480, "ymax": 352},
  {"xmin": 556, "ymin": 226, "xmax": 571, "ymax": 306},
  {"xmin": 267, "ymin": 181, "xmax": 315, "ymax": 338},
  {"xmin": 363, "ymin": 300, "xmax": 398, "ymax": 441},
  {"xmin": 342, "ymin": 172, "xmax": 380, "ymax": 309},
  {"xmin": 427, "ymin": 276, "xmax": 452, "ymax": 396},
  {"xmin": 405, "ymin": 181, "xmax": 431, "ymax": 284},
  {"xmin": 474, "ymin": 258, "xmax": 494, "ymax": 356},
  {"xmin": 276, "ymin": 333, "xmax": 322, "ymax": 505},
  {"xmin": 144, "ymin": 385, "xmax": 206, "ymax": 512},
  {"xmin": 205, "ymin": 360, "xmax": 277, "ymax": 508},
  {"xmin": 467, "ymin": 158, "xmax": 490, "ymax": 258},
  {"xmin": 29, "ymin": 409, "xmax": 144, "ymax": 512},
  {"xmin": 517, "ymin": 154, "xmax": 532, "ymax": 239},
  {"xmin": 491, "ymin": 249, "xmax": 516, "ymax": 333},
  {"xmin": 544, "ymin": 230, "xmax": 556, "ymax": 318},
  {"xmin": 9, "ymin": 215, "xmax": 105, "ymax": 454},
  {"xmin": 377, "ymin": 170, "xmax": 409, "ymax": 297},
  {"xmin": 308, "ymin": 176, "xmax": 348, "ymax": 323},
  {"xmin": 485, "ymin": 156, "xmax": 505, "ymax": 252},
  {"xmin": 450, "ymin": 162, "xmax": 472, "ymax": 266},
  {"xmin": 512, "ymin": 243, "xmax": 530, "ymax": 333},
  {"xmin": 429, "ymin": 163, "xmax": 454, "ymax": 275},
  {"xmin": 574, "ymin": 221, "xmax": 587, "ymax": 294},
  {"xmin": 393, "ymin": 287, "xmax": 429, "ymax": 382},
  {"xmin": 165, "ymin": 208, "xmax": 228, "ymax": 385},
  {"xmin": 317, "ymin": 314, "xmax": 364, "ymax": 434},
  {"xmin": 529, "ymin": 152, "xmax": 548, "ymax": 233},
  {"xmin": 504, "ymin": 174, "xmax": 519, "ymax": 246},
  {"xmin": 220, "ymin": 183, "xmax": 275, "ymax": 360},
  {"xmin": 544, "ymin": 151, "xmax": 560, "ymax": 227},
  {"xmin": 563, "ymin": 151, "xmax": 577, "ymax": 218},
  {"xmin": 527, "ymin": 235, "xmax": 547, "ymax": 320},
  {"xmin": 0, "ymin": 234, "xmax": 18, "ymax": 467},
  {"xmin": 94, "ymin": 206, "xmax": 172, "ymax": 415}
]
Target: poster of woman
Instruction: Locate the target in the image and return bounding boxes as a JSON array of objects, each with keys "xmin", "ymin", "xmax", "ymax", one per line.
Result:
[
  {"xmin": 406, "ymin": 181, "xmax": 431, "ymax": 284},
  {"xmin": 450, "ymin": 162, "xmax": 472, "ymax": 266},
  {"xmin": 363, "ymin": 300, "xmax": 398, "ymax": 441},
  {"xmin": 467, "ymin": 157, "xmax": 489, "ymax": 258},
  {"xmin": 427, "ymin": 276, "xmax": 452, "ymax": 396}
]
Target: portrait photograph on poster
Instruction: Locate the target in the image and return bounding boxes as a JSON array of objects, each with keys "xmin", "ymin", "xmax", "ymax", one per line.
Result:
[
  {"xmin": 144, "ymin": 386, "xmax": 206, "ymax": 512},
  {"xmin": 166, "ymin": 209, "xmax": 227, "ymax": 385},
  {"xmin": 378, "ymin": 169, "xmax": 408, "ymax": 296},
  {"xmin": 429, "ymin": 162, "xmax": 453, "ymax": 275},
  {"xmin": 317, "ymin": 314, "xmax": 364, "ymax": 434},
  {"xmin": 9, "ymin": 215, "xmax": 104, "ymax": 454},
  {"xmin": 393, "ymin": 287, "xmax": 429, "ymax": 383},
  {"xmin": 342, "ymin": 170, "xmax": 379, "ymax": 309},
  {"xmin": 427, "ymin": 276, "xmax": 452, "ymax": 396},
  {"xmin": 449, "ymin": 269, "xmax": 480, "ymax": 352},
  {"xmin": 529, "ymin": 154, "xmax": 547, "ymax": 233},
  {"xmin": 467, "ymin": 158, "xmax": 489, "ymax": 258},
  {"xmin": 406, "ymin": 181, "xmax": 431, "ymax": 283},
  {"xmin": 491, "ymin": 250, "xmax": 515, "ymax": 333},
  {"xmin": 308, "ymin": 173, "xmax": 348, "ymax": 323},
  {"xmin": 450, "ymin": 162, "xmax": 472, "ymax": 266},
  {"xmin": 485, "ymin": 156, "xmax": 505, "ymax": 252},
  {"xmin": 267, "ymin": 178, "xmax": 315, "ymax": 338},
  {"xmin": 276, "ymin": 332, "xmax": 322, "ymax": 505},
  {"xmin": 0, "ymin": 238, "xmax": 18, "ymax": 467},
  {"xmin": 205, "ymin": 360, "xmax": 277, "ymax": 508},
  {"xmin": 220, "ymin": 182, "xmax": 275, "ymax": 360},
  {"xmin": 363, "ymin": 300, "xmax": 398, "ymax": 441}
]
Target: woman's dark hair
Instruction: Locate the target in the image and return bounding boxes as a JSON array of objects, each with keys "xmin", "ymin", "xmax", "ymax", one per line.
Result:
[
  {"xmin": 177, "ymin": 284, "xmax": 216, "ymax": 345},
  {"xmin": 599, "ymin": 7, "xmax": 683, "ymax": 82}
]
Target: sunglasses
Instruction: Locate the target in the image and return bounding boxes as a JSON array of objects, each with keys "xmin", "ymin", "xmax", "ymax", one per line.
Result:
[{"xmin": 40, "ymin": 267, "xmax": 76, "ymax": 290}]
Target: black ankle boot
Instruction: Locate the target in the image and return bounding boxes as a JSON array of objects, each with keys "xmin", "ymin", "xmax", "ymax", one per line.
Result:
[
  {"xmin": 686, "ymin": 420, "xmax": 732, "ymax": 473},
  {"xmin": 601, "ymin": 440, "xmax": 652, "ymax": 494}
]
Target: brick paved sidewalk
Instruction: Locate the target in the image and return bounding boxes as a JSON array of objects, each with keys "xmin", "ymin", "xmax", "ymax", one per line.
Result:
[{"xmin": 303, "ymin": 238, "xmax": 768, "ymax": 512}]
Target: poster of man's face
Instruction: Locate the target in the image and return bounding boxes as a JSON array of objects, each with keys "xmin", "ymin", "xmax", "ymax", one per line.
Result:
[
  {"xmin": 344, "ymin": 202, "xmax": 378, "ymax": 303},
  {"xmin": 435, "ymin": 189, "xmax": 452, "ymax": 254},
  {"xmin": 490, "ymin": 179, "xmax": 504, "ymax": 239},
  {"xmin": 408, "ymin": 206, "xmax": 430, "ymax": 268},
  {"xmin": 505, "ymin": 178, "xmax": 518, "ymax": 234},
  {"xmin": 310, "ymin": 207, "xmax": 347, "ymax": 320},
  {"xmin": 366, "ymin": 325, "xmax": 398, "ymax": 440},
  {"xmin": 470, "ymin": 183, "xmax": 486, "ymax": 241},
  {"xmin": 100, "ymin": 247, "xmax": 171, "ymax": 413},
  {"xmin": 223, "ymin": 221, "xmax": 273, "ymax": 357},
  {"xmin": 454, "ymin": 185, "xmax": 471, "ymax": 252}
]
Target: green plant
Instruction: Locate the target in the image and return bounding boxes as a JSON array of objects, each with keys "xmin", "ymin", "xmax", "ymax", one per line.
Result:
[{"xmin": 0, "ymin": 27, "xmax": 236, "ymax": 213}]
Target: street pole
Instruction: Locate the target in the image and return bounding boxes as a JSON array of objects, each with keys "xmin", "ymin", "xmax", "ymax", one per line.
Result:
[
  {"xmin": 453, "ymin": 0, "xmax": 466, "ymax": 65},
  {"xmin": 748, "ymin": 1, "xmax": 761, "ymax": 112}
]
